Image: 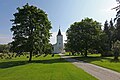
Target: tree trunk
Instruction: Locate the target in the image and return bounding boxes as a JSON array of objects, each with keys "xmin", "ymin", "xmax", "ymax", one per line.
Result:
[
  {"xmin": 81, "ymin": 51, "xmax": 84, "ymax": 56},
  {"xmin": 114, "ymin": 56, "xmax": 119, "ymax": 60},
  {"xmin": 85, "ymin": 42, "xmax": 88, "ymax": 57},
  {"xmin": 113, "ymin": 47, "xmax": 119, "ymax": 61},
  {"xmin": 114, "ymin": 52, "xmax": 119, "ymax": 60},
  {"xmin": 84, "ymin": 49, "xmax": 88, "ymax": 57},
  {"xmin": 29, "ymin": 51, "xmax": 32, "ymax": 62},
  {"xmin": 72, "ymin": 52, "xmax": 74, "ymax": 55}
]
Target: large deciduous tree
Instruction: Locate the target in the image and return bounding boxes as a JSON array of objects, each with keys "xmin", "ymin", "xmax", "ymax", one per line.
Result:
[
  {"xmin": 66, "ymin": 18, "xmax": 102, "ymax": 57},
  {"xmin": 10, "ymin": 3, "xmax": 52, "ymax": 61}
]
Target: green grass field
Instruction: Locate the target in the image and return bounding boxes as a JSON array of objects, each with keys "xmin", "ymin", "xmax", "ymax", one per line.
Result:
[
  {"xmin": 72, "ymin": 54, "xmax": 120, "ymax": 73},
  {"xmin": 0, "ymin": 54, "xmax": 97, "ymax": 80}
]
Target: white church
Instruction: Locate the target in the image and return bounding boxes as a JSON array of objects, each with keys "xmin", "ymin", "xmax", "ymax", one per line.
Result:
[{"xmin": 52, "ymin": 29, "xmax": 64, "ymax": 53}]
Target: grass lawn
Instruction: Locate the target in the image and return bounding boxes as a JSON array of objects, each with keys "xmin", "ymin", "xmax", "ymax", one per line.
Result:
[
  {"xmin": 72, "ymin": 54, "xmax": 120, "ymax": 73},
  {"xmin": 0, "ymin": 54, "xmax": 97, "ymax": 80}
]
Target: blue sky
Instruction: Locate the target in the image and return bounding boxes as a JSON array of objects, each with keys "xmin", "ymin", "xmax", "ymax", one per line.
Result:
[{"xmin": 0, "ymin": 0, "xmax": 117, "ymax": 44}]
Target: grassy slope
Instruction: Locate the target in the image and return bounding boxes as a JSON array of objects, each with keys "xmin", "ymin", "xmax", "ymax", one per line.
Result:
[
  {"xmin": 0, "ymin": 55, "xmax": 97, "ymax": 80},
  {"xmin": 73, "ymin": 54, "xmax": 120, "ymax": 72}
]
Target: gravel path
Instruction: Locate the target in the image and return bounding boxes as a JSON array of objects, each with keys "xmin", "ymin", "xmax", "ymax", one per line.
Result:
[{"xmin": 60, "ymin": 54, "xmax": 120, "ymax": 80}]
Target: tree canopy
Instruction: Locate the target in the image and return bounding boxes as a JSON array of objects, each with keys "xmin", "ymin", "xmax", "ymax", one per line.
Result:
[
  {"xmin": 66, "ymin": 18, "xmax": 102, "ymax": 57},
  {"xmin": 10, "ymin": 3, "xmax": 52, "ymax": 61}
]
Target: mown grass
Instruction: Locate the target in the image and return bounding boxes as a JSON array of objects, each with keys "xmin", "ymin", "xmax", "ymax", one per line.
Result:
[
  {"xmin": 0, "ymin": 54, "xmax": 97, "ymax": 80},
  {"xmin": 72, "ymin": 54, "xmax": 120, "ymax": 73}
]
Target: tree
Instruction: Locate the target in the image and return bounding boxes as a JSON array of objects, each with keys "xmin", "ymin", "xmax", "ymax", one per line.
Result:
[
  {"xmin": 10, "ymin": 3, "xmax": 52, "ymax": 61},
  {"xmin": 44, "ymin": 43, "xmax": 53, "ymax": 54},
  {"xmin": 103, "ymin": 20, "xmax": 110, "ymax": 50},
  {"xmin": 113, "ymin": 40, "xmax": 120, "ymax": 60},
  {"xmin": 99, "ymin": 19, "xmax": 116, "ymax": 57},
  {"xmin": 109, "ymin": 0, "xmax": 120, "ymax": 60},
  {"xmin": 98, "ymin": 32, "xmax": 108, "ymax": 56},
  {"xmin": 100, "ymin": 20, "xmax": 112, "ymax": 56},
  {"xmin": 66, "ymin": 26, "xmax": 80, "ymax": 55},
  {"xmin": 103, "ymin": 20, "xmax": 110, "ymax": 35},
  {"xmin": 109, "ymin": 19, "xmax": 115, "ymax": 31},
  {"xmin": 109, "ymin": 19, "xmax": 115, "ymax": 50},
  {"xmin": 113, "ymin": 0, "xmax": 120, "ymax": 41},
  {"xmin": 66, "ymin": 18, "xmax": 102, "ymax": 57},
  {"xmin": 0, "ymin": 44, "xmax": 10, "ymax": 53}
]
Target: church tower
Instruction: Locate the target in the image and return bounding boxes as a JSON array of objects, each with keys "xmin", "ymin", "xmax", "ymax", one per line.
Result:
[
  {"xmin": 53, "ymin": 28, "xmax": 64, "ymax": 53},
  {"xmin": 56, "ymin": 29, "xmax": 63, "ymax": 53}
]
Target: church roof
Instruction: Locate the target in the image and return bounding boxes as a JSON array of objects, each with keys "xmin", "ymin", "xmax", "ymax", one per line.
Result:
[{"xmin": 57, "ymin": 29, "xmax": 62, "ymax": 36}]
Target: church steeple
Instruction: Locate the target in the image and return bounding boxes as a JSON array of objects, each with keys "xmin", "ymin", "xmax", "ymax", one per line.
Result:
[
  {"xmin": 57, "ymin": 26, "xmax": 62, "ymax": 36},
  {"xmin": 57, "ymin": 29, "xmax": 62, "ymax": 35}
]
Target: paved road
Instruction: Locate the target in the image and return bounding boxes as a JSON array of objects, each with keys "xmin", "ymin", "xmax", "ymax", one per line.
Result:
[{"xmin": 60, "ymin": 54, "xmax": 120, "ymax": 80}]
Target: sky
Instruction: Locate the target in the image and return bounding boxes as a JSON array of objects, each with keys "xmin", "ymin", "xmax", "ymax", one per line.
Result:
[{"xmin": 0, "ymin": 0, "xmax": 118, "ymax": 44}]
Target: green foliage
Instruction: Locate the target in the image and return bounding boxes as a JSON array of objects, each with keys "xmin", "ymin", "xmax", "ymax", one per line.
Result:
[
  {"xmin": 114, "ymin": 0, "xmax": 120, "ymax": 41},
  {"xmin": 0, "ymin": 55, "xmax": 97, "ymax": 80},
  {"xmin": 100, "ymin": 20, "xmax": 115, "ymax": 56},
  {"xmin": 109, "ymin": 0, "xmax": 120, "ymax": 59},
  {"xmin": 113, "ymin": 40, "xmax": 120, "ymax": 60},
  {"xmin": 10, "ymin": 3, "xmax": 52, "ymax": 61},
  {"xmin": 44, "ymin": 43, "xmax": 53, "ymax": 54},
  {"xmin": 103, "ymin": 20, "xmax": 110, "ymax": 35},
  {"xmin": 0, "ymin": 44, "xmax": 10, "ymax": 53},
  {"xmin": 66, "ymin": 18, "xmax": 102, "ymax": 57}
]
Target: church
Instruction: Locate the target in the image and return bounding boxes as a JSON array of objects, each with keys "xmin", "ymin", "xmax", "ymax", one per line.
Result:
[{"xmin": 52, "ymin": 29, "xmax": 64, "ymax": 53}]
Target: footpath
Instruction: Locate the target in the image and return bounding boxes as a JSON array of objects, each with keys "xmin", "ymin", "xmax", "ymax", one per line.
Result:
[{"xmin": 59, "ymin": 54, "xmax": 120, "ymax": 80}]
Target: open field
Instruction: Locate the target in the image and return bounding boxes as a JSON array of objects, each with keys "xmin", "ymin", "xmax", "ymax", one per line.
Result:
[{"xmin": 0, "ymin": 54, "xmax": 97, "ymax": 80}]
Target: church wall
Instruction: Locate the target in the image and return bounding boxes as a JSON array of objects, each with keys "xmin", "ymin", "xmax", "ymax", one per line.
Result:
[{"xmin": 56, "ymin": 35, "xmax": 64, "ymax": 53}]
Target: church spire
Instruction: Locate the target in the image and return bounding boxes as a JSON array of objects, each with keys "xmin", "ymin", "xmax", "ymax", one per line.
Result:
[{"xmin": 57, "ymin": 26, "xmax": 62, "ymax": 36}]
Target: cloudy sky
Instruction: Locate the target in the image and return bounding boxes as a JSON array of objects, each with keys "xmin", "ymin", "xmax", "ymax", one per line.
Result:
[{"xmin": 0, "ymin": 0, "xmax": 117, "ymax": 44}]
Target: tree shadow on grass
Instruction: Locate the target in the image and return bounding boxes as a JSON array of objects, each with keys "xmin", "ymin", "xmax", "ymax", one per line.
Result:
[
  {"xmin": 0, "ymin": 60, "xmax": 28, "ymax": 69},
  {"xmin": 0, "ymin": 58, "xmax": 69, "ymax": 69},
  {"xmin": 110, "ymin": 59, "xmax": 120, "ymax": 63},
  {"xmin": 1, "ymin": 56, "xmax": 117, "ymax": 69}
]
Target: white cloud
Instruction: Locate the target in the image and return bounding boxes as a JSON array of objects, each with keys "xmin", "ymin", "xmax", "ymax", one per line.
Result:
[
  {"xmin": 99, "ymin": 1, "xmax": 117, "ymax": 19},
  {"xmin": 50, "ymin": 32, "xmax": 67, "ymax": 44},
  {"xmin": 0, "ymin": 34, "xmax": 12, "ymax": 44},
  {"xmin": 100, "ymin": 7, "xmax": 116, "ymax": 17}
]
